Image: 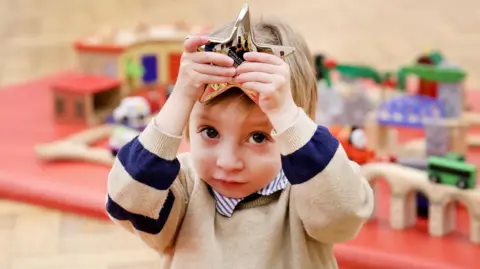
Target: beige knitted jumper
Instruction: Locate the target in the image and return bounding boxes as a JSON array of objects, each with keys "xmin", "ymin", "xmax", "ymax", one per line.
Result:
[{"xmin": 106, "ymin": 109, "xmax": 374, "ymax": 269}]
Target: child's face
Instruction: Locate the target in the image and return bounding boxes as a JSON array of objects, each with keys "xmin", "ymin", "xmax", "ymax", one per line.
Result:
[{"xmin": 189, "ymin": 94, "xmax": 281, "ymax": 199}]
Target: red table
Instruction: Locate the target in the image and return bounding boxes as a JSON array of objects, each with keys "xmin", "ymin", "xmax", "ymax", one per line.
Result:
[{"xmin": 0, "ymin": 71, "xmax": 479, "ymax": 268}]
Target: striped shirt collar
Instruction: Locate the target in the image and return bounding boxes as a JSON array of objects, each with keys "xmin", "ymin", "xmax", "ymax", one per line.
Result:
[{"xmin": 212, "ymin": 170, "xmax": 288, "ymax": 217}]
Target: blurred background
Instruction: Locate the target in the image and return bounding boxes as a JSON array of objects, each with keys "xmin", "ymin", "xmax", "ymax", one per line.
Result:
[
  {"xmin": 1, "ymin": 0, "xmax": 480, "ymax": 87},
  {"xmin": 1, "ymin": 0, "xmax": 479, "ymax": 268}
]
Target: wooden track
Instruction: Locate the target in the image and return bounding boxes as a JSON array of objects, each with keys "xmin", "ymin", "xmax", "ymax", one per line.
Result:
[{"xmin": 0, "ymin": 200, "xmax": 160, "ymax": 269}]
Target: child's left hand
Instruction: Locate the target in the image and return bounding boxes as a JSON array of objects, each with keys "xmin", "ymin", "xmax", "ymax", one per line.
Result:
[{"xmin": 235, "ymin": 52, "xmax": 299, "ymax": 132}]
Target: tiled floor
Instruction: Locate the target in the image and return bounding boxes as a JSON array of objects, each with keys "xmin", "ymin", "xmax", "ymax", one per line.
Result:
[{"xmin": 0, "ymin": 200, "xmax": 160, "ymax": 269}]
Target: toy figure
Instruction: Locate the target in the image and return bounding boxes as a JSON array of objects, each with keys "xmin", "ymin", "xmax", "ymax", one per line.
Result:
[
  {"xmin": 329, "ymin": 126, "xmax": 376, "ymax": 165},
  {"xmin": 112, "ymin": 96, "xmax": 151, "ymax": 130},
  {"xmin": 194, "ymin": 4, "xmax": 296, "ymax": 104},
  {"xmin": 108, "ymin": 96, "xmax": 151, "ymax": 156}
]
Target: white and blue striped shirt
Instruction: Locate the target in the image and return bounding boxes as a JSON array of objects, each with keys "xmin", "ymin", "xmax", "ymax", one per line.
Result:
[{"xmin": 212, "ymin": 170, "xmax": 289, "ymax": 217}]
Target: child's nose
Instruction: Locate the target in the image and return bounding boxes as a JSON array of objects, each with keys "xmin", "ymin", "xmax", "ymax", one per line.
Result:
[{"xmin": 216, "ymin": 148, "xmax": 244, "ymax": 171}]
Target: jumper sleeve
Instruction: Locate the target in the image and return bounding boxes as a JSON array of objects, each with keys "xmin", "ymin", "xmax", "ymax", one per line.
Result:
[
  {"xmin": 106, "ymin": 119, "xmax": 193, "ymax": 253},
  {"xmin": 274, "ymin": 109, "xmax": 374, "ymax": 244}
]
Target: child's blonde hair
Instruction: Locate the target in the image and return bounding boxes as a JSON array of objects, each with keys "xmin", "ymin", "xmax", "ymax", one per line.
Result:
[{"xmin": 185, "ymin": 19, "xmax": 317, "ymax": 139}]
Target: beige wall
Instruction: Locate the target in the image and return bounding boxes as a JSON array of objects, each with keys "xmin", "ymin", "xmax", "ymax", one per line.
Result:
[{"xmin": 1, "ymin": 0, "xmax": 480, "ymax": 87}]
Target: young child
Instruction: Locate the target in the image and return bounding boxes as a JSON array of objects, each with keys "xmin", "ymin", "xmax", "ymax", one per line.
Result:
[{"xmin": 106, "ymin": 20, "xmax": 374, "ymax": 269}]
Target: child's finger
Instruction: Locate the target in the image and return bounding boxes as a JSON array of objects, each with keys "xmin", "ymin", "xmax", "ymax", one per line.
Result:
[
  {"xmin": 244, "ymin": 52, "xmax": 285, "ymax": 66},
  {"xmin": 191, "ymin": 52, "xmax": 234, "ymax": 67},
  {"xmin": 240, "ymin": 82, "xmax": 273, "ymax": 95},
  {"xmin": 198, "ymin": 74, "xmax": 234, "ymax": 85},
  {"xmin": 193, "ymin": 63, "xmax": 236, "ymax": 77},
  {"xmin": 236, "ymin": 62, "xmax": 278, "ymax": 74},
  {"xmin": 235, "ymin": 72, "xmax": 272, "ymax": 83},
  {"xmin": 184, "ymin": 35, "xmax": 209, "ymax": 53}
]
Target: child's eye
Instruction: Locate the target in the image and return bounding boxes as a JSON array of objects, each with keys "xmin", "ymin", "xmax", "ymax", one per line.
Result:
[
  {"xmin": 248, "ymin": 132, "xmax": 268, "ymax": 144},
  {"xmin": 200, "ymin": 127, "xmax": 220, "ymax": 139}
]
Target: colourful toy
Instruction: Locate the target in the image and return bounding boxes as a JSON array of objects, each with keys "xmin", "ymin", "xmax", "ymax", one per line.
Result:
[
  {"xmin": 427, "ymin": 154, "xmax": 477, "ymax": 189},
  {"xmin": 361, "ymin": 160, "xmax": 480, "ymax": 246},
  {"xmin": 111, "ymin": 96, "xmax": 151, "ymax": 130},
  {"xmin": 416, "ymin": 151, "xmax": 476, "ymax": 217},
  {"xmin": 414, "ymin": 50, "xmax": 443, "ymax": 97},
  {"xmin": 51, "ymin": 23, "xmax": 208, "ymax": 126},
  {"xmin": 314, "ymin": 54, "xmax": 336, "ymax": 86},
  {"xmin": 353, "ymin": 51, "xmax": 480, "ymax": 230},
  {"xmin": 318, "ymin": 85, "xmax": 374, "ymax": 128},
  {"xmin": 397, "ymin": 64, "xmax": 466, "ymax": 91},
  {"xmin": 371, "ymin": 51, "xmax": 472, "ymax": 157},
  {"xmin": 75, "ymin": 23, "xmax": 207, "ymax": 93},
  {"xmin": 314, "ymin": 56, "xmax": 395, "ymax": 89},
  {"xmin": 315, "ymin": 57, "xmax": 389, "ymax": 127},
  {"xmin": 377, "ymin": 94, "xmax": 448, "ymax": 128},
  {"xmin": 108, "ymin": 96, "xmax": 151, "ymax": 156},
  {"xmin": 329, "ymin": 126, "xmax": 376, "ymax": 165},
  {"xmin": 196, "ymin": 4, "xmax": 295, "ymax": 104}
]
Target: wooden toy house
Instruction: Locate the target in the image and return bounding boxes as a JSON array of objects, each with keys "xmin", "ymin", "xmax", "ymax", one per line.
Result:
[
  {"xmin": 73, "ymin": 23, "xmax": 209, "ymax": 95},
  {"xmin": 52, "ymin": 74, "xmax": 122, "ymax": 126},
  {"xmin": 50, "ymin": 23, "xmax": 209, "ymax": 126}
]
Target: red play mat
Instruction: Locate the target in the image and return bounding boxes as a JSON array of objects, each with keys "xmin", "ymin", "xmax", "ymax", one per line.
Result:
[{"xmin": 1, "ymin": 71, "xmax": 479, "ymax": 268}]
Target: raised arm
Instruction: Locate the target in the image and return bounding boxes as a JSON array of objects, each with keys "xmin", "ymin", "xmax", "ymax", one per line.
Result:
[
  {"xmin": 106, "ymin": 92, "xmax": 196, "ymax": 253},
  {"xmin": 106, "ymin": 35, "xmax": 236, "ymax": 253},
  {"xmin": 274, "ymin": 109, "xmax": 374, "ymax": 244}
]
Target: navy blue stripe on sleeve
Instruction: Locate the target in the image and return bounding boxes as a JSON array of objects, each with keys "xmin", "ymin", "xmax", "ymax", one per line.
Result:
[
  {"xmin": 281, "ymin": 126, "xmax": 339, "ymax": 185},
  {"xmin": 118, "ymin": 137, "xmax": 180, "ymax": 190},
  {"xmin": 106, "ymin": 190, "xmax": 175, "ymax": 234}
]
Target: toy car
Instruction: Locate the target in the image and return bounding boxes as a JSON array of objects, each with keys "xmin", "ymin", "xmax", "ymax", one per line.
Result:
[
  {"xmin": 329, "ymin": 126, "xmax": 376, "ymax": 165},
  {"xmin": 427, "ymin": 153, "xmax": 477, "ymax": 189},
  {"xmin": 417, "ymin": 152, "xmax": 477, "ymax": 217}
]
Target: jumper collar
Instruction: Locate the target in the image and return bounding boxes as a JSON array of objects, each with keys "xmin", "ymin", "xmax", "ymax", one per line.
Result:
[{"xmin": 212, "ymin": 169, "xmax": 288, "ymax": 217}]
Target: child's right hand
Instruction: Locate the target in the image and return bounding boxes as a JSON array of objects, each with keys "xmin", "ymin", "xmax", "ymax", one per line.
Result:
[{"xmin": 173, "ymin": 35, "xmax": 236, "ymax": 101}]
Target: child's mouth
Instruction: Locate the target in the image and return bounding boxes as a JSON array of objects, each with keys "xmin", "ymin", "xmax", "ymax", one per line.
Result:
[{"xmin": 214, "ymin": 178, "xmax": 245, "ymax": 188}]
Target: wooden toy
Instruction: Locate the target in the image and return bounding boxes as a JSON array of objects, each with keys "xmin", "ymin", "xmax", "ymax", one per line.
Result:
[
  {"xmin": 34, "ymin": 124, "xmax": 115, "ymax": 167},
  {"xmin": 50, "ymin": 23, "xmax": 209, "ymax": 126},
  {"xmin": 360, "ymin": 54, "xmax": 480, "ymax": 240},
  {"xmin": 361, "ymin": 161, "xmax": 480, "ymax": 244},
  {"xmin": 75, "ymin": 22, "xmax": 207, "ymax": 93},
  {"xmin": 314, "ymin": 57, "xmax": 399, "ymax": 128},
  {"xmin": 51, "ymin": 74, "xmax": 122, "ymax": 126}
]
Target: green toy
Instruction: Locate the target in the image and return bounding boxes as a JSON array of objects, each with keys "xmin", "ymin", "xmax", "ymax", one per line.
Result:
[
  {"xmin": 125, "ymin": 58, "xmax": 145, "ymax": 89},
  {"xmin": 427, "ymin": 154, "xmax": 477, "ymax": 189},
  {"xmin": 313, "ymin": 55, "xmax": 393, "ymax": 88},
  {"xmin": 335, "ymin": 64, "xmax": 383, "ymax": 84},
  {"xmin": 428, "ymin": 51, "xmax": 444, "ymax": 65},
  {"xmin": 397, "ymin": 48, "xmax": 466, "ymax": 92},
  {"xmin": 397, "ymin": 64, "xmax": 466, "ymax": 90}
]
